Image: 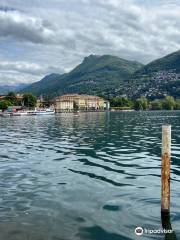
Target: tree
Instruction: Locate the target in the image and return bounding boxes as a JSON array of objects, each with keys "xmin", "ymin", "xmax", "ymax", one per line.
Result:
[
  {"xmin": 0, "ymin": 100, "xmax": 12, "ymax": 110},
  {"xmin": 110, "ymin": 97, "xmax": 133, "ymax": 108},
  {"xmin": 22, "ymin": 93, "xmax": 37, "ymax": 108},
  {"xmin": 43, "ymin": 95, "xmax": 53, "ymax": 107},
  {"xmin": 174, "ymin": 99, "xmax": 180, "ymax": 110},
  {"xmin": 134, "ymin": 97, "xmax": 148, "ymax": 110},
  {"xmin": 73, "ymin": 101, "xmax": 79, "ymax": 110},
  {"xmin": 140, "ymin": 96, "xmax": 148, "ymax": 110},
  {"xmin": 5, "ymin": 92, "xmax": 18, "ymax": 105},
  {"xmin": 151, "ymin": 100, "xmax": 163, "ymax": 110},
  {"xmin": 162, "ymin": 96, "xmax": 175, "ymax": 110},
  {"xmin": 134, "ymin": 99, "xmax": 143, "ymax": 110}
]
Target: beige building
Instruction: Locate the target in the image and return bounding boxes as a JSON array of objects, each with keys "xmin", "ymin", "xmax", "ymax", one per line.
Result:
[
  {"xmin": 56, "ymin": 99, "xmax": 74, "ymax": 112},
  {"xmin": 55, "ymin": 94, "xmax": 108, "ymax": 112},
  {"xmin": 36, "ymin": 99, "xmax": 43, "ymax": 108},
  {"xmin": 55, "ymin": 95, "xmax": 74, "ymax": 112}
]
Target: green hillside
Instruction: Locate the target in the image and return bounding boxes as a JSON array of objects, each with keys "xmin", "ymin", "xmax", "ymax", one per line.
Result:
[
  {"xmin": 21, "ymin": 54, "xmax": 143, "ymax": 97},
  {"xmin": 135, "ymin": 50, "xmax": 180, "ymax": 75},
  {"xmin": 21, "ymin": 51, "xmax": 180, "ymax": 99},
  {"xmin": 128, "ymin": 50, "xmax": 180, "ymax": 99}
]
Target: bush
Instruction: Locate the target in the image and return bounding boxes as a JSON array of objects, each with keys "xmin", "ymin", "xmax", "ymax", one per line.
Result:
[
  {"xmin": 151, "ymin": 100, "xmax": 163, "ymax": 110},
  {"xmin": 0, "ymin": 100, "xmax": 12, "ymax": 110},
  {"xmin": 22, "ymin": 93, "xmax": 37, "ymax": 108},
  {"xmin": 162, "ymin": 96, "xmax": 175, "ymax": 110}
]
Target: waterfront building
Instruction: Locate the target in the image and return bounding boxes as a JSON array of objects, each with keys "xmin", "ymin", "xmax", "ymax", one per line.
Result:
[
  {"xmin": 55, "ymin": 94, "xmax": 109, "ymax": 112},
  {"xmin": 0, "ymin": 94, "xmax": 23, "ymax": 102},
  {"xmin": 36, "ymin": 98, "xmax": 46, "ymax": 108},
  {"xmin": 36, "ymin": 95, "xmax": 54, "ymax": 108},
  {"xmin": 7, "ymin": 106, "xmax": 23, "ymax": 112},
  {"xmin": 55, "ymin": 95, "xmax": 74, "ymax": 112},
  {"xmin": 0, "ymin": 95, "xmax": 6, "ymax": 100}
]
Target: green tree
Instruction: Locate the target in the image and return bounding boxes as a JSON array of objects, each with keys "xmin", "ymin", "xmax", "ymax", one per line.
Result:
[
  {"xmin": 43, "ymin": 95, "xmax": 54, "ymax": 107},
  {"xmin": 162, "ymin": 96, "xmax": 175, "ymax": 110},
  {"xmin": 22, "ymin": 93, "xmax": 37, "ymax": 108},
  {"xmin": 134, "ymin": 99, "xmax": 143, "ymax": 110},
  {"xmin": 140, "ymin": 96, "xmax": 148, "ymax": 110},
  {"xmin": 151, "ymin": 100, "xmax": 163, "ymax": 110},
  {"xmin": 110, "ymin": 97, "xmax": 133, "ymax": 108},
  {"xmin": 134, "ymin": 97, "xmax": 148, "ymax": 110},
  {"xmin": 73, "ymin": 101, "xmax": 79, "ymax": 110},
  {"xmin": 0, "ymin": 100, "xmax": 12, "ymax": 110},
  {"xmin": 5, "ymin": 92, "xmax": 18, "ymax": 105},
  {"xmin": 174, "ymin": 99, "xmax": 180, "ymax": 110}
]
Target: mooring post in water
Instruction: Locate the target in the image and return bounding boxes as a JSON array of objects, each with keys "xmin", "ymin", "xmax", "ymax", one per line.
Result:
[
  {"xmin": 161, "ymin": 126, "xmax": 177, "ymax": 239},
  {"xmin": 161, "ymin": 125, "xmax": 171, "ymax": 213}
]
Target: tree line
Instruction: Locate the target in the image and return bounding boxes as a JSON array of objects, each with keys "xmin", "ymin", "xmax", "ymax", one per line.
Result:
[
  {"xmin": 1, "ymin": 92, "xmax": 180, "ymax": 111},
  {"xmin": 110, "ymin": 96, "xmax": 180, "ymax": 110},
  {"xmin": 0, "ymin": 92, "xmax": 37, "ymax": 110}
]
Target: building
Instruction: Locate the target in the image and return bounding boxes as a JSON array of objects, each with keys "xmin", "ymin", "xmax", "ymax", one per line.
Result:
[
  {"xmin": 0, "ymin": 94, "xmax": 23, "ymax": 102},
  {"xmin": 36, "ymin": 96, "xmax": 55, "ymax": 108},
  {"xmin": 0, "ymin": 95, "xmax": 5, "ymax": 100},
  {"xmin": 55, "ymin": 95, "xmax": 74, "ymax": 112},
  {"xmin": 7, "ymin": 106, "xmax": 23, "ymax": 112},
  {"xmin": 36, "ymin": 99, "xmax": 43, "ymax": 108},
  {"xmin": 55, "ymin": 94, "xmax": 109, "ymax": 112}
]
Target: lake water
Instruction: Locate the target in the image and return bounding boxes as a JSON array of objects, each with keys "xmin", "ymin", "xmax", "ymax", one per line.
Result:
[{"xmin": 0, "ymin": 111, "xmax": 180, "ymax": 240}]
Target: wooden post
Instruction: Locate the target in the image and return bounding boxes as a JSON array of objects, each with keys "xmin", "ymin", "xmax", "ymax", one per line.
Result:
[{"xmin": 161, "ymin": 125, "xmax": 171, "ymax": 213}]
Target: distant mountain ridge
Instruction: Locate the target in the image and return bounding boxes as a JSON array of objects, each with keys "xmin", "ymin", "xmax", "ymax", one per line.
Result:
[
  {"xmin": 135, "ymin": 50, "xmax": 180, "ymax": 75},
  {"xmin": 21, "ymin": 51, "xmax": 180, "ymax": 99},
  {"xmin": 0, "ymin": 83, "xmax": 29, "ymax": 95},
  {"xmin": 20, "ymin": 54, "xmax": 143, "ymax": 97}
]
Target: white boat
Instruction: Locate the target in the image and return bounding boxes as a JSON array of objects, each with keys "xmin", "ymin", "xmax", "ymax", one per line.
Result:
[
  {"xmin": 0, "ymin": 112, "xmax": 11, "ymax": 117},
  {"xmin": 3, "ymin": 108, "xmax": 55, "ymax": 116},
  {"xmin": 31, "ymin": 108, "xmax": 55, "ymax": 115},
  {"xmin": 12, "ymin": 111, "xmax": 28, "ymax": 116},
  {"xmin": 27, "ymin": 110, "xmax": 37, "ymax": 115}
]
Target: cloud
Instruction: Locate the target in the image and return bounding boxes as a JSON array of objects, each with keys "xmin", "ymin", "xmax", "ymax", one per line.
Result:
[
  {"xmin": 0, "ymin": 60, "xmax": 62, "ymax": 75},
  {"xmin": 0, "ymin": 9, "xmax": 55, "ymax": 44},
  {"xmin": 0, "ymin": 72, "xmax": 38, "ymax": 85},
  {"xmin": 0, "ymin": 0, "xmax": 180, "ymax": 85},
  {"xmin": 0, "ymin": 60, "xmax": 64, "ymax": 84}
]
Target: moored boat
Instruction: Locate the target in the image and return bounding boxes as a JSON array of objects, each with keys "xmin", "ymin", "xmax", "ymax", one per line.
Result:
[
  {"xmin": 29, "ymin": 108, "xmax": 55, "ymax": 115},
  {"xmin": 0, "ymin": 112, "xmax": 11, "ymax": 117},
  {"xmin": 12, "ymin": 111, "xmax": 28, "ymax": 116}
]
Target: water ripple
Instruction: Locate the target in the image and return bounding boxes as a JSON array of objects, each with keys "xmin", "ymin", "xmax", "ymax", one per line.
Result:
[{"xmin": 0, "ymin": 111, "xmax": 180, "ymax": 240}]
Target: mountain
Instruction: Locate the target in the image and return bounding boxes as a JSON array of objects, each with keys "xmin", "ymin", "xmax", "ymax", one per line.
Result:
[
  {"xmin": 21, "ymin": 55, "xmax": 143, "ymax": 97},
  {"xmin": 128, "ymin": 50, "xmax": 180, "ymax": 99},
  {"xmin": 20, "ymin": 73, "xmax": 62, "ymax": 96},
  {"xmin": 0, "ymin": 83, "xmax": 29, "ymax": 95},
  {"xmin": 21, "ymin": 51, "xmax": 180, "ymax": 99}
]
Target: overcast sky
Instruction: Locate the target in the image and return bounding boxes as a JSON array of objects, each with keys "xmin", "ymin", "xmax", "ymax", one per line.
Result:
[{"xmin": 0, "ymin": 0, "xmax": 180, "ymax": 85}]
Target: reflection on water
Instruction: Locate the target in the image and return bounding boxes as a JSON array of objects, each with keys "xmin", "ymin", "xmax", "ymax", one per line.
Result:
[
  {"xmin": 161, "ymin": 212, "xmax": 177, "ymax": 240},
  {"xmin": 0, "ymin": 111, "xmax": 180, "ymax": 240}
]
